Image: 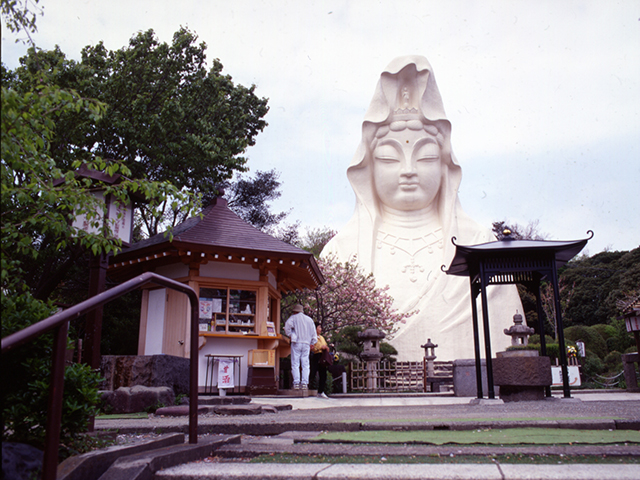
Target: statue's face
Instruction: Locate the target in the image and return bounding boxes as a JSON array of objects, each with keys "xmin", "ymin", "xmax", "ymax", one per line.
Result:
[{"xmin": 372, "ymin": 128, "xmax": 442, "ymax": 212}]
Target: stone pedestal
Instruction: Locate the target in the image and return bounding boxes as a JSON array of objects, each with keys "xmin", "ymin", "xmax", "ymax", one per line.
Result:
[
  {"xmin": 453, "ymin": 359, "xmax": 496, "ymax": 397},
  {"xmin": 493, "ymin": 351, "xmax": 552, "ymax": 402}
]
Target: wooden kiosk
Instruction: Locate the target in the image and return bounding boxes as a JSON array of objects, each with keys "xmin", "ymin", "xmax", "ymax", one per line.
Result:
[{"xmin": 108, "ymin": 197, "xmax": 324, "ymax": 393}]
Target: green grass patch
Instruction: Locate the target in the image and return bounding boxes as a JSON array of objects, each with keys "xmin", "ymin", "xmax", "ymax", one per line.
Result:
[
  {"xmin": 313, "ymin": 428, "xmax": 640, "ymax": 445},
  {"xmin": 344, "ymin": 416, "xmax": 621, "ymax": 423},
  {"xmin": 249, "ymin": 453, "xmax": 640, "ymax": 465},
  {"xmin": 96, "ymin": 412, "xmax": 149, "ymax": 420}
]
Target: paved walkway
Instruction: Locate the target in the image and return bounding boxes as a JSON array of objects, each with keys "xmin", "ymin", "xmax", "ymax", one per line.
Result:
[
  {"xmin": 95, "ymin": 391, "xmax": 640, "ymax": 435},
  {"xmin": 249, "ymin": 390, "xmax": 639, "ymax": 410},
  {"xmin": 157, "ymin": 462, "xmax": 640, "ymax": 480}
]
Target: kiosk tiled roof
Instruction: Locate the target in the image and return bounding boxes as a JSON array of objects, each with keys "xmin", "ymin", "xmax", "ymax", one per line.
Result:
[{"xmin": 108, "ymin": 197, "xmax": 323, "ymax": 290}]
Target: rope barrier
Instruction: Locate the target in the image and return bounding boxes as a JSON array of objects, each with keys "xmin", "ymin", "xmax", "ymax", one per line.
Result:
[
  {"xmin": 595, "ymin": 370, "xmax": 624, "ymax": 381},
  {"xmin": 591, "ymin": 369, "xmax": 624, "ymax": 387}
]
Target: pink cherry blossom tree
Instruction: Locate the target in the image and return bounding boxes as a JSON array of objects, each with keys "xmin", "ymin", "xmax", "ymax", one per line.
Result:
[{"xmin": 282, "ymin": 254, "xmax": 414, "ymax": 340}]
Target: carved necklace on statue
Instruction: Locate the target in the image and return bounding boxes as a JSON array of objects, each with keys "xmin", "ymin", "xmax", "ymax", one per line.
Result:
[{"xmin": 375, "ymin": 227, "xmax": 444, "ymax": 283}]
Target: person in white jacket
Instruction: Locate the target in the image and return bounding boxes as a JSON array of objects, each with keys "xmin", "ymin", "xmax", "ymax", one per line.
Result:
[{"xmin": 284, "ymin": 304, "xmax": 317, "ymax": 389}]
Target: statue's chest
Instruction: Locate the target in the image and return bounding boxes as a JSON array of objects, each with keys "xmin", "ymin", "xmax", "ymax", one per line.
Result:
[{"xmin": 373, "ymin": 228, "xmax": 444, "ymax": 303}]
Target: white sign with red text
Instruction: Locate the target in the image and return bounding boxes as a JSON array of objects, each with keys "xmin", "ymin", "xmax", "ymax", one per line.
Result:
[{"xmin": 217, "ymin": 358, "xmax": 235, "ymax": 389}]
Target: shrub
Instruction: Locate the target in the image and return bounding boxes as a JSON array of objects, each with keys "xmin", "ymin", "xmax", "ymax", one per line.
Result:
[
  {"xmin": 545, "ymin": 343, "xmax": 560, "ymax": 362},
  {"xmin": 505, "ymin": 345, "xmax": 539, "ymax": 352},
  {"xmin": 592, "ymin": 323, "xmax": 617, "ymax": 340},
  {"xmin": 2, "ymin": 293, "xmax": 103, "ymax": 459},
  {"xmin": 604, "ymin": 351, "xmax": 623, "ymax": 371},
  {"xmin": 528, "ymin": 334, "xmax": 555, "ymax": 346},
  {"xmin": 582, "ymin": 354, "xmax": 605, "ymax": 382},
  {"xmin": 606, "ymin": 318, "xmax": 636, "ymax": 354}
]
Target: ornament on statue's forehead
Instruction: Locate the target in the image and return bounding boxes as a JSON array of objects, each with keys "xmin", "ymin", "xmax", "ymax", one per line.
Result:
[
  {"xmin": 379, "ymin": 76, "xmax": 441, "ymax": 140},
  {"xmin": 388, "ymin": 80, "xmax": 423, "ymax": 129}
]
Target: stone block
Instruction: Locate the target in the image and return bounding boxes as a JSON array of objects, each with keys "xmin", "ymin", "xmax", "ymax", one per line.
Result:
[
  {"xmin": 492, "ymin": 355, "xmax": 551, "ymax": 402},
  {"xmin": 98, "ymin": 436, "xmax": 240, "ymax": 480},
  {"xmin": 1, "ymin": 442, "xmax": 42, "ymax": 480},
  {"xmin": 130, "ymin": 385, "xmax": 175, "ymax": 413},
  {"xmin": 452, "ymin": 359, "xmax": 497, "ymax": 397},
  {"xmin": 213, "ymin": 404, "xmax": 263, "ymax": 415},
  {"xmin": 101, "ymin": 386, "xmax": 175, "ymax": 414},
  {"xmin": 492, "ymin": 356, "xmax": 552, "ymax": 386},
  {"xmin": 622, "ymin": 353, "xmax": 639, "ymax": 392},
  {"xmin": 154, "ymin": 406, "xmax": 210, "ymax": 417},
  {"xmin": 100, "ymin": 355, "xmax": 190, "ymax": 395},
  {"xmin": 498, "ymin": 385, "xmax": 546, "ymax": 401}
]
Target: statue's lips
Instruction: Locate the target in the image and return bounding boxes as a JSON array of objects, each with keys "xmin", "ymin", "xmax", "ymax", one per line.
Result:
[{"xmin": 399, "ymin": 183, "xmax": 419, "ymax": 190}]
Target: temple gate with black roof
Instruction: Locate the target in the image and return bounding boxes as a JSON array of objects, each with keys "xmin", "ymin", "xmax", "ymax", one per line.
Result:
[{"xmin": 108, "ymin": 196, "xmax": 324, "ymax": 392}]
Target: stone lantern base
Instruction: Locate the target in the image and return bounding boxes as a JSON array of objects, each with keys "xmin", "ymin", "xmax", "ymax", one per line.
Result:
[{"xmin": 493, "ymin": 351, "xmax": 552, "ymax": 402}]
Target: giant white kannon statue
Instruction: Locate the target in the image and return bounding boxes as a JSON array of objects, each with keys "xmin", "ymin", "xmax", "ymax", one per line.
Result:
[{"xmin": 323, "ymin": 56, "xmax": 523, "ymax": 361}]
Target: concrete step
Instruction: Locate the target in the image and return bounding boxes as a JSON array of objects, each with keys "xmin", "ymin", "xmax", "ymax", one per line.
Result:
[
  {"xmin": 57, "ymin": 433, "xmax": 186, "ymax": 480},
  {"xmin": 196, "ymin": 395, "xmax": 251, "ymax": 405},
  {"xmin": 156, "ymin": 403, "xmax": 292, "ymax": 417},
  {"xmin": 59, "ymin": 434, "xmax": 240, "ymax": 480},
  {"xmin": 99, "ymin": 435, "xmax": 240, "ymax": 480},
  {"xmin": 155, "ymin": 462, "xmax": 640, "ymax": 479},
  {"xmin": 154, "ymin": 429, "xmax": 640, "ymax": 480}
]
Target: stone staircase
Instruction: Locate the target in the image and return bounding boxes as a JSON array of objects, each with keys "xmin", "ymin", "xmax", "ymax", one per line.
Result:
[
  {"xmin": 57, "ymin": 433, "xmax": 239, "ymax": 480},
  {"xmin": 58, "ymin": 395, "xmax": 290, "ymax": 480}
]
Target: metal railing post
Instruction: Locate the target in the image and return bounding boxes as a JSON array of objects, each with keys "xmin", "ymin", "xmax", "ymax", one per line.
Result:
[{"xmin": 42, "ymin": 322, "xmax": 69, "ymax": 480}]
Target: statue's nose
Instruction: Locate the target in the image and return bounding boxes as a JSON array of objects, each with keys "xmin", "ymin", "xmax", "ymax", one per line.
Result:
[{"xmin": 400, "ymin": 156, "xmax": 417, "ymax": 175}]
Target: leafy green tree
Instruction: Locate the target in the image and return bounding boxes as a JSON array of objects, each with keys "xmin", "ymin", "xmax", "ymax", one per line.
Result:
[
  {"xmin": 273, "ymin": 220, "xmax": 302, "ymax": 246},
  {"xmin": 303, "ymin": 226, "xmax": 337, "ymax": 258},
  {"xmin": 1, "ymin": 77, "xmax": 183, "ymax": 455},
  {"xmin": 222, "ymin": 169, "xmax": 289, "ymax": 232},
  {"xmin": 1, "ymin": 2, "xmax": 197, "ymax": 454},
  {"xmin": 7, "ymin": 27, "xmax": 269, "ymax": 237},
  {"xmin": 564, "ymin": 325, "xmax": 608, "ymax": 360},
  {"xmin": 1, "ymin": 0, "xmax": 42, "ymax": 43},
  {"xmin": 2, "ymin": 293, "xmax": 103, "ymax": 458},
  {"xmin": 561, "ymin": 248, "xmax": 640, "ymax": 327}
]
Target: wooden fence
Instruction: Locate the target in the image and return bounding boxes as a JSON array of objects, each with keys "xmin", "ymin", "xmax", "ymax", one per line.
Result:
[{"xmin": 349, "ymin": 360, "xmax": 453, "ymax": 393}]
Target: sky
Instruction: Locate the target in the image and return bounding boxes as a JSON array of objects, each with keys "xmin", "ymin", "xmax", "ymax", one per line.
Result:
[{"xmin": 2, "ymin": 0, "xmax": 639, "ymax": 256}]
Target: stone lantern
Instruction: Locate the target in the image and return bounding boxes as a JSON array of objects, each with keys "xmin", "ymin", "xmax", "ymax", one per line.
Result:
[
  {"xmin": 421, "ymin": 339, "xmax": 438, "ymax": 377},
  {"xmin": 358, "ymin": 328, "xmax": 385, "ymax": 392},
  {"xmin": 503, "ymin": 311, "xmax": 534, "ymax": 347},
  {"xmin": 493, "ymin": 311, "xmax": 552, "ymax": 402}
]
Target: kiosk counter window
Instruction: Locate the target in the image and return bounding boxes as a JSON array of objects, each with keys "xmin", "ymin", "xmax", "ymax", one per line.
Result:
[{"xmin": 199, "ymin": 287, "xmax": 256, "ymax": 334}]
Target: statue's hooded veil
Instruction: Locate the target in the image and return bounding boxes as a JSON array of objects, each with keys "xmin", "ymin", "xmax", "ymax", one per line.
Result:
[{"xmin": 330, "ymin": 55, "xmax": 465, "ymax": 273}]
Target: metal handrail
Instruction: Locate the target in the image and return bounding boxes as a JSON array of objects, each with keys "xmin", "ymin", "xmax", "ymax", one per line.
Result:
[{"xmin": 2, "ymin": 272, "xmax": 200, "ymax": 480}]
